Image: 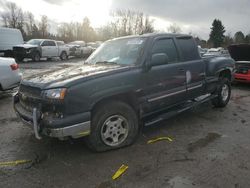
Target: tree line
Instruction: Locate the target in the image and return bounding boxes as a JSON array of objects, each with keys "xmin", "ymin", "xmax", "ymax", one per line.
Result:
[
  {"xmin": 0, "ymin": 2, "xmax": 249, "ymax": 47},
  {"xmin": 0, "ymin": 2, "xmax": 154, "ymax": 43}
]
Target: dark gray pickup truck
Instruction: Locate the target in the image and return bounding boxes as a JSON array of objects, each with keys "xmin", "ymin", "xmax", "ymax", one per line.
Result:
[{"xmin": 14, "ymin": 33, "xmax": 235, "ymax": 151}]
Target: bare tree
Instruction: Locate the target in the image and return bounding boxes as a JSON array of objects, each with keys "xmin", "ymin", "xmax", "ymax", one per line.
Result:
[
  {"xmin": 104, "ymin": 9, "xmax": 154, "ymax": 39},
  {"xmin": 39, "ymin": 15, "xmax": 49, "ymax": 38},
  {"xmin": 167, "ymin": 23, "xmax": 182, "ymax": 34},
  {"xmin": 1, "ymin": 2, "xmax": 24, "ymax": 29},
  {"xmin": 25, "ymin": 12, "xmax": 35, "ymax": 36}
]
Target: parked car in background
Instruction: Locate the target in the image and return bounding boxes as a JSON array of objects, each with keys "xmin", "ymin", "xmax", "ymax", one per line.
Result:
[
  {"xmin": 56, "ymin": 41, "xmax": 66, "ymax": 46},
  {"xmin": 67, "ymin": 41, "xmax": 93, "ymax": 57},
  {"xmin": 0, "ymin": 57, "xmax": 22, "ymax": 91},
  {"xmin": 203, "ymin": 48, "xmax": 230, "ymax": 57},
  {"xmin": 0, "ymin": 27, "xmax": 24, "ymax": 57},
  {"xmin": 87, "ymin": 42, "xmax": 99, "ymax": 50},
  {"xmin": 228, "ymin": 44, "xmax": 250, "ymax": 83},
  {"xmin": 13, "ymin": 39, "xmax": 70, "ymax": 62},
  {"xmin": 14, "ymin": 33, "xmax": 235, "ymax": 151},
  {"xmin": 198, "ymin": 46, "xmax": 208, "ymax": 56},
  {"xmin": 203, "ymin": 48, "xmax": 222, "ymax": 57}
]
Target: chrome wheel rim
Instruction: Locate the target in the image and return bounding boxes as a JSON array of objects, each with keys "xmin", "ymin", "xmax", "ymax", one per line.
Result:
[
  {"xmin": 35, "ymin": 54, "xmax": 40, "ymax": 61},
  {"xmin": 101, "ymin": 115, "xmax": 129, "ymax": 147},
  {"xmin": 221, "ymin": 84, "xmax": 229, "ymax": 101}
]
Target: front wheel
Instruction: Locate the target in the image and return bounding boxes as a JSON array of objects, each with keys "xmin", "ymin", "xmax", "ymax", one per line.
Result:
[
  {"xmin": 87, "ymin": 101, "xmax": 139, "ymax": 152},
  {"xmin": 212, "ymin": 77, "xmax": 231, "ymax": 107},
  {"xmin": 33, "ymin": 52, "xmax": 40, "ymax": 62}
]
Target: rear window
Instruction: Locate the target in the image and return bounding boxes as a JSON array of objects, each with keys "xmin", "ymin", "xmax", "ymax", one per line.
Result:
[{"xmin": 176, "ymin": 37, "xmax": 200, "ymax": 61}]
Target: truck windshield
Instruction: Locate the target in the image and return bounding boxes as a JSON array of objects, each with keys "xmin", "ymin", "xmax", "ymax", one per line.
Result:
[
  {"xmin": 86, "ymin": 37, "xmax": 146, "ymax": 65},
  {"xmin": 27, "ymin": 39, "xmax": 43, "ymax": 45}
]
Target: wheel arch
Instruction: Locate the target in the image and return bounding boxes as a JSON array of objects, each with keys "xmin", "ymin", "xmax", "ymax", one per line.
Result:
[
  {"xmin": 218, "ymin": 68, "xmax": 232, "ymax": 81},
  {"xmin": 91, "ymin": 92, "xmax": 140, "ymax": 117}
]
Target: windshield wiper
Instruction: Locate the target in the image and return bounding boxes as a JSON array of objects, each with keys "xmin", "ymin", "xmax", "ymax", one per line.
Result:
[{"xmin": 95, "ymin": 61, "xmax": 118, "ymax": 65}]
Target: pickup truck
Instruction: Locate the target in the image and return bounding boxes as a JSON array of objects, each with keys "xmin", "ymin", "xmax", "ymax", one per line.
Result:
[
  {"xmin": 13, "ymin": 39, "xmax": 69, "ymax": 62},
  {"xmin": 67, "ymin": 41, "xmax": 93, "ymax": 57},
  {"xmin": 14, "ymin": 33, "xmax": 235, "ymax": 151}
]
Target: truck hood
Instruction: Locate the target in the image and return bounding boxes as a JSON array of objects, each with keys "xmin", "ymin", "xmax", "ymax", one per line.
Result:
[
  {"xmin": 228, "ymin": 44, "xmax": 250, "ymax": 62},
  {"xmin": 22, "ymin": 64, "xmax": 131, "ymax": 89},
  {"xmin": 14, "ymin": 44, "xmax": 38, "ymax": 49},
  {"xmin": 67, "ymin": 44, "xmax": 80, "ymax": 48}
]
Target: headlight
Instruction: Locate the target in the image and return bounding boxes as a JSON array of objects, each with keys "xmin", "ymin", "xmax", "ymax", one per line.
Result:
[
  {"xmin": 26, "ymin": 48, "xmax": 31, "ymax": 53},
  {"xmin": 43, "ymin": 88, "xmax": 67, "ymax": 100}
]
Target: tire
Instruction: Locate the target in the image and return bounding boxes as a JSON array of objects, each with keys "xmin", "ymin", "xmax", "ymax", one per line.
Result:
[
  {"xmin": 60, "ymin": 51, "xmax": 68, "ymax": 60},
  {"xmin": 212, "ymin": 77, "xmax": 231, "ymax": 108},
  {"xmin": 80, "ymin": 50, "xmax": 84, "ymax": 58},
  {"xmin": 33, "ymin": 52, "xmax": 40, "ymax": 62},
  {"xmin": 87, "ymin": 101, "xmax": 139, "ymax": 152}
]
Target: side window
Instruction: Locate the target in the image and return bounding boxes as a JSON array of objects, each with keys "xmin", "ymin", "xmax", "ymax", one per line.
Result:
[
  {"xmin": 47, "ymin": 41, "xmax": 56, "ymax": 46},
  {"xmin": 152, "ymin": 39, "xmax": 178, "ymax": 63},
  {"xmin": 176, "ymin": 37, "xmax": 201, "ymax": 61},
  {"xmin": 41, "ymin": 41, "xmax": 49, "ymax": 46}
]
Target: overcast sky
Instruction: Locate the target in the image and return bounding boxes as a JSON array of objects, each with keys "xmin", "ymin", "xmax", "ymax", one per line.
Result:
[{"xmin": 1, "ymin": 0, "xmax": 250, "ymax": 39}]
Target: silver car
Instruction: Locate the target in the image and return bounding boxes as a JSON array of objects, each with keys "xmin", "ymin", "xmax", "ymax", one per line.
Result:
[{"xmin": 0, "ymin": 57, "xmax": 22, "ymax": 91}]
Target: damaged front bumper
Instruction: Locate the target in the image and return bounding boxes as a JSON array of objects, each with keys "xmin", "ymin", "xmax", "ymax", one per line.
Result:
[{"xmin": 13, "ymin": 95, "xmax": 91, "ymax": 140}]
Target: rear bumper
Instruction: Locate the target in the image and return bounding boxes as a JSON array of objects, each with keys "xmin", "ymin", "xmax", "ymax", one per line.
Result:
[
  {"xmin": 234, "ymin": 73, "xmax": 250, "ymax": 83},
  {"xmin": 13, "ymin": 95, "xmax": 91, "ymax": 139},
  {"xmin": 1, "ymin": 72, "xmax": 22, "ymax": 91}
]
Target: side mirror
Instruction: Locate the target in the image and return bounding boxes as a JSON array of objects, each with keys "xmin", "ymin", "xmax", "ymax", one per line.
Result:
[{"xmin": 150, "ymin": 53, "xmax": 169, "ymax": 67}]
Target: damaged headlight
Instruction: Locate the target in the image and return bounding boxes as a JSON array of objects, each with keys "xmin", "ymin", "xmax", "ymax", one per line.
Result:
[
  {"xmin": 26, "ymin": 48, "xmax": 32, "ymax": 53},
  {"xmin": 43, "ymin": 88, "xmax": 67, "ymax": 100}
]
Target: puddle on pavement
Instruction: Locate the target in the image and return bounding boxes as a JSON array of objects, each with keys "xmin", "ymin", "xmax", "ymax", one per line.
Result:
[{"xmin": 188, "ymin": 132, "xmax": 221, "ymax": 152}]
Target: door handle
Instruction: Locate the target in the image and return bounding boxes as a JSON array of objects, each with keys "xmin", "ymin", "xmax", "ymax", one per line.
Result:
[{"xmin": 178, "ymin": 68, "xmax": 185, "ymax": 73}]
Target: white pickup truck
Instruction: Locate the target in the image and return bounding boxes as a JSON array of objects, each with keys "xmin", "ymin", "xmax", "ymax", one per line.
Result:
[
  {"xmin": 67, "ymin": 41, "xmax": 93, "ymax": 58},
  {"xmin": 13, "ymin": 39, "xmax": 70, "ymax": 62}
]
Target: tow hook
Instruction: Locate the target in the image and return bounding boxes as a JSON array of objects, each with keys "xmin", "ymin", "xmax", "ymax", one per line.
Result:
[{"xmin": 32, "ymin": 108, "xmax": 42, "ymax": 140}]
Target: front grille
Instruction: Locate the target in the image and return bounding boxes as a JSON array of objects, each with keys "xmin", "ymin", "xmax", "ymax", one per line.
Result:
[
  {"xmin": 19, "ymin": 84, "xmax": 41, "ymax": 98},
  {"xmin": 19, "ymin": 84, "xmax": 42, "ymax": 112},
  {"xmin": 13, "ymin": 47, "xmax": 26, "ymax": 53},
  {"xmin": 235, "ymin": 63, "xmax": 250, "ymax": 74}
]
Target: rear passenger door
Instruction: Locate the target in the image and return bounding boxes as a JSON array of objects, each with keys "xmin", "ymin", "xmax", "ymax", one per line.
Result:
[
  {"xmin": 41, "ymin": 41, "xmax": 57, "ymax": 57},
  {"xmin": 143, "ymin": 38, "xmax": 187, "ymax": 113},
  {"xmin": 175, "ymin": 37, "xmax": 206, "ymax": 99}
]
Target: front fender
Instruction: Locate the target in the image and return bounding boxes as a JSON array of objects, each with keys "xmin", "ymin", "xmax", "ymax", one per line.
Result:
[{"xmin": 89, "ymin": 84, "xmax": 135, "ymax": 108}]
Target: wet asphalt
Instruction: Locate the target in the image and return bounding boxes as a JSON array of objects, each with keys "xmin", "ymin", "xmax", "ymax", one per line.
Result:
[{"xmin": 0, "ymin": 58, "xmax": 250, "ymax": 188}]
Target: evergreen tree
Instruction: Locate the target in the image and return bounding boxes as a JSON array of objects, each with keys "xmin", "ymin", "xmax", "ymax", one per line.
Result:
[
  {"xmin": 234, "ymin": 31, "xmax": 245, "ymax": 44},
  {"xmin": 209, "ymin": 19, "xmax": 225, "ymax": 47}
]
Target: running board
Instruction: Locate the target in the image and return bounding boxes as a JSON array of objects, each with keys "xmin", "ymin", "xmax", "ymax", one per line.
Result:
[{"xmin": 144, "ymin": 94, "xmax": 217, "ymax": 126}]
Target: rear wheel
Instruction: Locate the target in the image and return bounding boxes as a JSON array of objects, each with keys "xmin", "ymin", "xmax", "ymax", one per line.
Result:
[
  {"xmin": 87, "ymin": 101, "xmax": 139, "ymax": 152},
  {"xmin": 212, "ymin": 77, "xmax": 231, "ymax": 107},
  {"xmin": 60, "ymin": 51, "xmax": 68, "ymax": 60}
]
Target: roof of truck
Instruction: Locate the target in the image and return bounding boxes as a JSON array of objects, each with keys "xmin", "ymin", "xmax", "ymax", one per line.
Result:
[{"xmin": 110, "ymin": 33, "xmax": 192, "ymax": 41}]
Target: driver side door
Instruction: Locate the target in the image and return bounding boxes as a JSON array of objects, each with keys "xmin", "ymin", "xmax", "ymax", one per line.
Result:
[{"xmin": 142, "ymin": 38, "xmax": 187, "ymax": 114}]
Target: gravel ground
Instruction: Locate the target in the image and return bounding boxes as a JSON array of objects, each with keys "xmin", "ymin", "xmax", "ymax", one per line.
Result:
[{"xmin": 0, "ymin": 59, "xmax": 250, "ymax": 188}]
